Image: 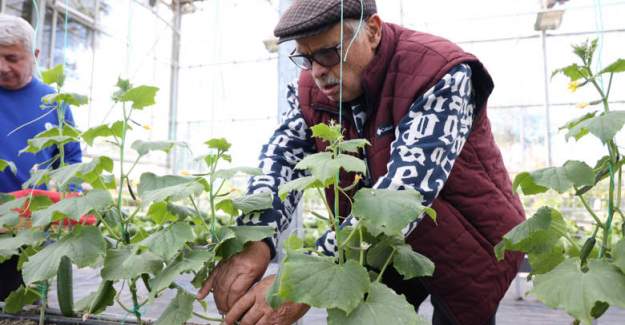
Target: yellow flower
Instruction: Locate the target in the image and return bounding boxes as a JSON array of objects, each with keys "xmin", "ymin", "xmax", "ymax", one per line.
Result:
[
  {"xmin": 576, "ymin": 102, "xmax": 589, "ymax": 109},
  {"xmin": 180, "ymin": 170, "xmax": 191, "ymax": 176},
  {"xmin": 143, "ymin": 124, "xmax": 152, "ymax": 131},
  {"xmin": 568, "ymin": 80, "xmax": 580, "ymax": 93}
]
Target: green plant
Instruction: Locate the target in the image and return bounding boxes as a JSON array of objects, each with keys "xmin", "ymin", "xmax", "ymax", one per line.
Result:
[
  {"xmin": 267, "ymin": 122, "xmax": 435, "ymax": 324},
  {"xmin": 0, "ymin": 65, "xmax": 275, "ymax": 324},
  {"xmin": 496, "ymin": 39, "xmax": 625, "ymax": 324}
]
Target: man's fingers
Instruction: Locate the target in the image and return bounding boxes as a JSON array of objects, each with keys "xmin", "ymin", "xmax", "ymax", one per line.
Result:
[
  {"xmin": 215, "ymin": 271, "xmax": 241, "ymax": 313},
  {"xmin": 239, "ymin": 304, "xmax": 264, "ymax": 325},
  {"xmin": 224, "ymin": 291, "xmax": 255, "ymax": 325},
  {"xmin": 225, "ymin": 273, "xmax": 257, "ymax": 310},
  {"xmin": 256, "ymin": 314, "xmax": 272, "ymax": 325},
  {"xmin": 196, "ymin": 269, "xmax": 216, "ymax": 300}
]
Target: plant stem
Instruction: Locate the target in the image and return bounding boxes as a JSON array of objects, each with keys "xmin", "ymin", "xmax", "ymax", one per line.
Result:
[
  {"xmin": 192, "ymin": 311, "xmax": 224, "ymax": 322},
  {"xmin": 38, "ymin": 281, "xmax": 48, "ymax": 325},
  {"xmin": 129, "ymin": 279, "xmax": 142, "ymax": 324},
  {"xmin": 117, "ymin": 103, "xmax": 130, "ymax": 243},
  {"xmin": 376, "ymin": 248, "xmax": 396, "ymax": 283},
  {"xmin": 190, "ymin": 196, "xmax": 211, "ymax": 233},
  {"xmin": 334, "ymin": 181, "xmax": 343, "ymax": 264},
  {"xmin": 359, "ymin": 227, "xmax": 364, "ymax": 266},
  {"xmin": 576, "ymin": 191, "xmax": 604, "ymax": 228},
  {"xmin": 316, "ymin": 188, "xmax": 335, "ymax": 230}
]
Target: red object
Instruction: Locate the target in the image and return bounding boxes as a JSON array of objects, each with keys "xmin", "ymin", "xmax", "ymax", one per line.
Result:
[
  {"xmin": 10, "ymin": 189, "xmax": 97, "ymax": 226},
  {"xmin": 298, "ymin": 23, "xmax": 525, "ymax": 324}
]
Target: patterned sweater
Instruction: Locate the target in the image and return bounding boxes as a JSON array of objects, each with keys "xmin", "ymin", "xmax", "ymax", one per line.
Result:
[{"xmin": 238, "ymin": 64, "xmax": 475, "ymax": 257}]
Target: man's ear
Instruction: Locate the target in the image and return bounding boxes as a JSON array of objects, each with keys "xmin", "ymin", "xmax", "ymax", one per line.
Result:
[
  {"xmin": 366, "ymin": 14, "xmax": 383, "ymax": 49},
  {"xmin": 34, "ymin": 48, "xmax": 40, "ymax": 59}
]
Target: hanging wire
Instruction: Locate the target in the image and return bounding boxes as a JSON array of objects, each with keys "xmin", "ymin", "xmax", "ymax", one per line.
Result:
[
  {"xmin": 30, "ymin": 0, "xmax": 42, "ymax": 77},
  {"xmin": 62, "ymin": 0, "xmax": 70, "ymax": 69}
]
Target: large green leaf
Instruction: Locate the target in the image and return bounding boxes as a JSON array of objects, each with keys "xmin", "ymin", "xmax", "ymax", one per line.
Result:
[
  {"xmin": 41, "ymin": 64, "xmax": 65, "ymax": 86},
  {"xmin": 149, "ymin": 249, "xmax": 213, "ymax": 296},
  {"xmin": 614, "ymin": 239, "xmax": 625, "ymax": 273},
  {"xmin": 3, "ymin": 285, "xmax": 40, "ymax": 313},
  {"xmin": 118, "ymin": 85, "xmax": 159, "ymax": 109},
  {"xmin": 231, "ymin": 192, "xmax": 273, "ymax": 214},
  {"xmin": 337, "ymin": 139, "xmax": 370, "ymax": 154},
  {"xmin": 551, "ymin": 63, "xmax": 589, "ymax": 82},
  {"xmin": 81, "ymin": 121, "xmax": 126, "ymax": 146},
  {"xmin": 141, "ymin": 222, "xmax": 194, "ymax": 260},
  {"xmin": 0, "ymin": 229, "xmax": 46, "ymax": 258},
  {"xmin": 205, "ymin": 138, "xmax": 231, "ymax": 152},
  {"xmin": 531, "ymin": 259, "xmax": 625, "ymax": 325},
  {"xmin": 31, "ymin": 190, "xmax": 114, "ymax": 227},
  {"xmin": 131, "ymin": 140, "xmax": 177, "ymax": 156},
  {"xmin": 600, "ymin": 58, "xmax": 625, "ymax": 74},
  {"xmin": 213, "ymin": 166, "xmax": 261, "ymax": 179},
  {"xmin": 528, "ymin": 242, "xmax": 566, "ymax": 275},
  {"xmin": 41, "ymin": 92, "xmax": 88, "ymax": 107},
  {"xmin": 278, "ymin": 176, "xmax": 324, "ymax": 200},
  {"xmin": 352, "ymin": 188, "xmax": 427, "ymax": 237},
  {"xmin": 311, "ymin": 123, "xmax": 342, "ymax": 143},
  {"xmin": 138, "ymin": 172, "xmax": 205, "ymax": 206},
  {"xmin": 0, "ymin": 197, "xmax": 26, "ymax": 228},
  {"xmin": 19, "ymin": 125, "xmax": 80, "ymax": 155},
  {"xmin": 393, "ymin": 244, "xmax": 435, "ymax": 279},
  {"xmin": 528, "ymin": 161, "xmax": 595, "ymax": 194},
  {"xmin": 327, "ymin": 282, "xmax": 425, "ymax": 325},
  {"xmin": 296, "ymin": 152, "xmax": 366, "ymax": 184},
  {"xmin": 0, "ymin": 159, "xmax": 17, "ymax": 174},
  {"xmin": 494, "ymin": 207, "xmax": 567, "ymax": 261},
  {"xmin": 214, "ymin": 226, "xmax": 275, "ymax": 259},
  {"xmin": 147, "ymin": 202, "xmax": 179, "ymax": 225},
  {"xmin": 101, "ymin": 247, "xmax": 164, "ymax": 281},
  {"xmin": 277, "ymin": 253, "xmax": 369, "ymax": 314},
  {"xmin": 561, "ymin": 112, "xmax": 597, "ymax": 142},
  {"xmin": 512, "ymin": 172, "xmax": 549, "ymax": 195},
  {"xmin": 74, "ymin": 280, "xmax": 116, "ymax": 314},
  {"xmin": 568, "ymin": 111, "xmax": 625, "ymax": 144},
  {"xmin": 47, "ymin": 157, "xmax": 114, "ymax": 189},
  {"xmin": 154, "ymin": 289, "xmax": 195, "ymax": 325},
  {"xmin": 22, "ymin": 226, "xmax": 106, "ymax": 284}
]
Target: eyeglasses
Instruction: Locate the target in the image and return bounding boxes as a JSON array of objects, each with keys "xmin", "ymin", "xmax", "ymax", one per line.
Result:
[{"xmin": 289, "ymin": 44, "xmax": 342, "ymax": 70}]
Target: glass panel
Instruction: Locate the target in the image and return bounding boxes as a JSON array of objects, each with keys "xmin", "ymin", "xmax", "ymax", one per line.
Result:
[
  {"xmin": 38, "ymin": 7, "xmax": 54, "ymax": 68},
  {"xmin": 53, "ymin": 10, "xmax": 93, "ymax": 80},
  {"xmin": 4, "ymin": 0, "xmax": 33, "ymax": 22},
  {"xmin": 68, "ymin": 0, "xmax": 97, "ymax": 18}
]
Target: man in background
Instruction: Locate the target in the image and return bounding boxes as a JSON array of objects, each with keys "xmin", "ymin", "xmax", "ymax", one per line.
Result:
[{"xmin": 0, "ymin": 13, "xmax": 82, "ymax": 301}]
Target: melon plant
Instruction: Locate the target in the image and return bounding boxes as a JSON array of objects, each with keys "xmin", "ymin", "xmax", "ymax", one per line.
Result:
[
  {"xmin": 496, "ymin": 39, "xmax": 625, "ymax": 325},
  {"xmin": 267, "ymin": 122, "xmax": 434, "ymax": 325},
  {"xmin": 0, "ymin": 65, "xmax": 274, "ymax": 325}
]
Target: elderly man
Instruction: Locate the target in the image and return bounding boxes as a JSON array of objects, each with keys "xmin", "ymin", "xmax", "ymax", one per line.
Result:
[
  {"xmin": 0, "ymin": 13, "xmax": 82, "ymax": 300},
  {"xmin": 198, "ymin": 1, "xmax": 524, "ymax": 324}
]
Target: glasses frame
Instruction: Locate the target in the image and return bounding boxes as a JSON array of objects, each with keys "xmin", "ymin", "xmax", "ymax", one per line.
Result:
[{"xmin": 288, "ymin": 43, "xmax": 342, "ymax": 70}]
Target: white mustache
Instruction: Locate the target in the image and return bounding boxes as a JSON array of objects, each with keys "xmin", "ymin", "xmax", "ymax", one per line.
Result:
[{"xmin": 315, "ymin": 75, "xmax": 341, "ymax": 89}]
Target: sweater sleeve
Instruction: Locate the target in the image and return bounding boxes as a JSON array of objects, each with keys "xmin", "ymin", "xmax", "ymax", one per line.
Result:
[
  {"xmin": 236, "ymin": 81, "xmax": 316, "ymax": 258},
  {"xmin": 316, "ymin": 64, "xmax": 476, "ymax": 256}
]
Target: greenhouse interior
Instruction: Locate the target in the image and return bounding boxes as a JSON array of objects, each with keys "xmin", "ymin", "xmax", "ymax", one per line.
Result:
[{"xmin": 1, "ymin": 0, "xmax": 625, "ymax": 324}]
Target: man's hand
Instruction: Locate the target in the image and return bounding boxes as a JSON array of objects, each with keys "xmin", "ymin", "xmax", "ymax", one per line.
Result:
[
  {"xmin": 224, "ymin": 275, "xmax": 310, "ymax": 325},
  {"xmin": 197, "ymin": 240, "xmax": 272, "ymax": 313}
]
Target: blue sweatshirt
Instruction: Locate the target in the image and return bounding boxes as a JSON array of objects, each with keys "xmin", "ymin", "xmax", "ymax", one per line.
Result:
[{"xmin": 0, "ymin": 78, "xmax": 82, "ymax": 193}]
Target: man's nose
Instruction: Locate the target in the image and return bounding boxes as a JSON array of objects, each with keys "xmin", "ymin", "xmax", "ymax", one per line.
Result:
[{"xmin": 311, "ymin": 61, "xmax": 330, "ymax": 79}]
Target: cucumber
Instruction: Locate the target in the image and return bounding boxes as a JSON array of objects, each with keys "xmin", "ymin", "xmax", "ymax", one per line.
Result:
[{"xmin": 57, "ymin": 256, "xmax": 75, "ymax": 316}]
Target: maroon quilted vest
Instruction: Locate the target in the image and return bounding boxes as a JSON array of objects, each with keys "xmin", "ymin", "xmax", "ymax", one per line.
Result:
[{"xmin": 298, "ymin": 23, "xmax": 525, "ymax": 324}]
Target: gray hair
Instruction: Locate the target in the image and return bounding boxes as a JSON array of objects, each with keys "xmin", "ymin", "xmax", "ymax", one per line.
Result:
[
  {"xmin": 0, "ymin": 14, "xmax": 35, "ymax": 52},
  {"xmin": 343, "ymin": 18, "xmax": 367, "ymax": 42}
]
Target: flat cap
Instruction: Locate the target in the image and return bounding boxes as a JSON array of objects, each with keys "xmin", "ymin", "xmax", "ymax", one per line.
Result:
[{"xmin": 274, "ymin": 0, "xmax": 377, "ymax": 44}]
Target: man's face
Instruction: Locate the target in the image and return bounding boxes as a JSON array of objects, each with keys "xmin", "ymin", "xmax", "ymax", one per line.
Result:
[
  {"xmin": 0, "ymin": 42, "xmax": 35, "ymax": 90},
  {"xmin": 295, "ymin": 15, "xmax": 381, "ymax": 102}
]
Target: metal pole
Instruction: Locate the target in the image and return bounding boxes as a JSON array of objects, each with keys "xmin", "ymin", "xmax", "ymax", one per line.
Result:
[
  {"xmin": 399, "ymin": 0, "xmax": 405, "ymax": 26},
  {"xmin": 277, "ymin": 0, "xmax": 298, "ymax": 120},
  {"xmin": 168, "ymin": 0, "xmax": 182, "ymax": 173},
  {"xmin": 1, "ymin": 0, "xmax": 5, "ymax": 13},
  {"xmin": 541, "ymin": 29, "xmax": 553, "ymax": 167}
]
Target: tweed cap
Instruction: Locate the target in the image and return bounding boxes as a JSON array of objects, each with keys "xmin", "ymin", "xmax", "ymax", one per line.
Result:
[{"xmin": 274, "ymin": 0, "xmax": 377, "ymax": 43}]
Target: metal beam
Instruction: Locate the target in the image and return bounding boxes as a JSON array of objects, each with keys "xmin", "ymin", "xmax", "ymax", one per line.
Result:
[{"xmin": 168, "ymin": 0, "xmax": 182, "ymax": 173}]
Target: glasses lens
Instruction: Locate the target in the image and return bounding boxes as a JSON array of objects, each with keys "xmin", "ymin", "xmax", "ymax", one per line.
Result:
[
  {"xmin": 313, "ymin": 48, "xmax": 341, "ymax": 67},
  {"xmin": 289, "ymin": 55, "xmax": 312, "ymax": 70}
]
